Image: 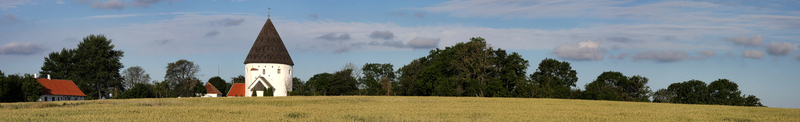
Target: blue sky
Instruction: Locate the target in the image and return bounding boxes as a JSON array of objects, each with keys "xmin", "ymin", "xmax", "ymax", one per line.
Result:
[{"xmin": 1, "ymin": 0, "xmax": 799, "ymax": 108}]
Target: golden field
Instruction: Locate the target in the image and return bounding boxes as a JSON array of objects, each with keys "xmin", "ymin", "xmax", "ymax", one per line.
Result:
[{"xmin": 1, "ymin": 96, "xmax": 798, "ymax": 121}]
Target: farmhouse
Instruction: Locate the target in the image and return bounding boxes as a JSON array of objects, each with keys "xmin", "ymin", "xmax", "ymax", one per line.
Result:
[
  {"xmin": 36, "ymin": 75, "xmax": 86, "ymax": 102},
  {"xmin": 234, "ymin": 16, "xmax": 294, "ymax": 97},
  {"xmin": 203, "ymin": 83, "xmax": 223, "ymax": 97}
]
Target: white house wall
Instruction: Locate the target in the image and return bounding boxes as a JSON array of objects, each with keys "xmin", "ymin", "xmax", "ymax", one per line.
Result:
[
  {"xmin": 203, "ymin": 93, "xmax": 221, "ymax": 97},
  {"xmin": 244, "ymin": 63, "xmax": 292, "ymax": 97},
  {"xmin": 38, "ymin": 95, "xmax": 84, "ymax": 102}
]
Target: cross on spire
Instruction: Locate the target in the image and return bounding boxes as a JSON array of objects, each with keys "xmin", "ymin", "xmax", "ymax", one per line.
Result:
[{"xmin": 268, "ymin": 7, "xmax": 271, "ymax": 18}]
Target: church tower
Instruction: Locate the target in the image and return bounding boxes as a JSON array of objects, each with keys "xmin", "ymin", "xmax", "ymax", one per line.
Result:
[{"xmin": 243, "ymin": 18, "xmax": 294, "ymax": 97}]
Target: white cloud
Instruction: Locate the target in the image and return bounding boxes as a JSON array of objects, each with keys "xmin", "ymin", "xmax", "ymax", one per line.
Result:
[
  {"xmin": 725, "ymin": 34, "xmax": 762, "ymax": 47},
  {"xmin": 0, "ymin": 0, "xmax": 27, "ymax": 10},
  {"xmin": 309, "ymin": 14, "xmax": 318, "ymax": 19},
  {"xmin": 369, "ymin": 30, "xmax": 394, "ymax": 40},
  {"xmin": 91, "ymin": 0, "xmax": 125, "ymax": 10},
  {"xmin": 606, "ymin": 37, "xmax": 637, "ymax": 43},
  {"xmin": 316, "ymin": 33, "xmax": 351, "ymax": 41},
  {"xmin": 56, "ymin": 0, "xmax": 65, "ymax": 4},
  {"xmin": 368, "ymin": 40, "xmax": 405, "ymax": 48},
  {"xmin": 3, "ymin": 14, "xmax": 20, "ymax": 23},
  {"xmin": 212, "ymin": 18, "xmax": 244, "ymax": 26},
  {"xmin": 203, "ymin": 30, "xmax": 220, "ymax": 38},
  {"xmin": 16, "ymin": 13, "xmax": 766, "ymax": 55},
  {"xmin": 131, "ymin": 0, "xmax": 180, "ymax": 8},
  {"xmin": 632, "ymin": 50, "xmax": 688, "ymax": 63},
  {"xmin": 552, "ymin": 40, "xmax": 606, "ymax": 61},
  {"xmin": 413, "ymin": 12, "xmax": 425, "ymax": 18},
  {"xmin": 334, "ymin": 47, "xmax": 349, "ymax": 53},
  {"xmin": 742, "ymin": 15, "xmax": 800, "ymax": 30},
  {"xmin": 0, "ymin": 42, "xmax": 46, "ymax": 55},
  {"xmin": 406, "ymin": 37, "xmax": 440, "ymax": 49},
  {"xmin": 697, "ymin": 50, "xmax": 716, "ymax": 58},
  {"xmin": 609, "ymin": 53, "xmax": 629, "ymax": 60},
  {"xmin": 796, "ymin": 54, "xmax": 800, "ymax": 62},
  {"xmin": 74, "ymin": 0, "xmax": 92, "ymax": 4},
  {"xmin": 423, "ymin": 0, "xmax": 717, "ymax": 20},
  {"xmin": 766, "ymin": 41, "xmax": 793, "ymax": 56},
  {"xmin": 742, "ymin": 50, "xmax": 765, "ymax": 59}
]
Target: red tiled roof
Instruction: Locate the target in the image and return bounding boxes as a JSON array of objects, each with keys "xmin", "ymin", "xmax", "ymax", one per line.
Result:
[
  {"xmin": 205, "ymin": 83, "xmax": 222, "ymax": 94},
  {"xmin": 37, "ymin": 78, "xmax": 86, "ymax": 96},
  {"xmin": 227, "ymin": 83, "xmax": 246, "ymax": 97}
]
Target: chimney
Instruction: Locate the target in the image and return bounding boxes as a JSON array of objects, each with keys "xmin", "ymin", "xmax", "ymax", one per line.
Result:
[
  {"xmin": 34, "ymin": 74, "xmax": 38, "ymax": 79},
  {"xmin": 47, "ymin": 74, "xmax": 51, "ymax": 80}
]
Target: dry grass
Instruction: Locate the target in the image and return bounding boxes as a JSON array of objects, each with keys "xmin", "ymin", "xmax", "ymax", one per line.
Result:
[{"xmin": 0, "ymin": 96, "xmax": 798, "ymax": 121}]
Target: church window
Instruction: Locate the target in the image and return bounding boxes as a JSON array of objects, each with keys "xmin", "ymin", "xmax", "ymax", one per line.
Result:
[
  {"xmin": 262, "ymin": 69, "xmax": 265, "ymax": 75},
  {"xmin": 278, "ymin": 69, "xmax": 281, "ymax": 74}
]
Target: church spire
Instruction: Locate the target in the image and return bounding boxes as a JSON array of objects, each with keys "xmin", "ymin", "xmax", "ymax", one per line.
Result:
[{"xmin": 244, "ymin": 13, "xmax": 293, "ymax": 65}]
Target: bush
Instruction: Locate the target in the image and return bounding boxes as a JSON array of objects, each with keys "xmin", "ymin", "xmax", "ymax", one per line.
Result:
[{"xmin": 115, "ymin": 83, "xmax": 155, "ymax": 99}]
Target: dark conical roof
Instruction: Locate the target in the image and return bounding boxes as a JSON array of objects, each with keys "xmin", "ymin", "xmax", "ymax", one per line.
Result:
[{"xmin": 244, "ymin": 19, "xmax": 294, "ymax": 65}]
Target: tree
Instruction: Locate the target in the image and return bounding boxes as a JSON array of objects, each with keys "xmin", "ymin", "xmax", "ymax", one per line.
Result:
[
  {"xmin": 231, "ymin": 75, "xmax": 245, "ymax": 83},
  {"xmin": 303, "ymin": 69, "xmax": 359, "ymax": 96},
  {"xmin": 583, "ymin": 71, "xmax": 651, "ymax": 102},
  {"xmin": 660, "ymin": 79, "xmax": 764, "ymax": 107},
  {"xmin": 0, "ymin": 71, "xmax": 41, "ymax": 102},
  {"xmin": 743, "ymin": 94, "xmax": 764, "ymax": 107},
  {"xmin": 306, "ymin": 73, "xmax": 332, "ymax": 95},
  {"xmin": 21, "ymin": 74, "xmax": 42, "ymax": 102},
  {"xmin": 667, "ymin": 80, "xmax": 709, "ymax": 104},
  {"xmin": 194, "ymin": 81, "xmax": 206, "ymax": 96},
  {"xmin": 152, "ymin": 80, "xmax": 170, "ymax": 98},
  {"xmin": 208, "ymin": 76, "xmax": 228, "ymax": 96},
  {"xmin": 359, "ymin": 63, "xmax": 395, "ymax": 95},
  {"xmin": 40, "ymin": 34, "xmax": 124, "ymax": 99},
  {"xmin": 396, "ymin": 58, "xmax": 425, "ymax": 96},
  {"xmin": 381, "ymin": 77, "xmax": 393, "ymax": 96},
  {"xmin": 0, "ymin": 71, "xmax": 24, "ymax": 102},
  {"xmin": 164, "ymin": 59, "xmax": 201, "ymax": 97},
  {"xmin": 122, "ymin": 66, "xmax": 151, "ymax": 90},
  {"xmin": 625, "ymin": 75, "xmax": 652, "ymax": 101},
  {"xmin": 342, "ymin": 62, "xmax": 362, "ymax": 80},
  {"xmin": 584, "ymin": 71, "xmax": 626, "ymax": 101},
  {"xmin": 528, "ymin": 58, "xmax": 578, "ymax": 98},
  {"xmin": 329, "ymin": 69, "xmax": 359, "ymax": 95},
  {"xmin": 289, "ymin": 77, "xmax": 307, "ymax": 96},
  {"xmin": 395, "ymin": 37, "xmax": 528, "ymax": 97},
  {"xmin": 652, "ymin": 88, "xmax": 675, "ymax": 103},
  {"xmin": 708, "ymin": 79, "xmax": 743, "ymax": 106},
  {"xmin": 115, "ymin": 83, "xmax": 155, "ymax": 99},
  {"xmin": 492, "ymin": 50, "xmax": 530, "ymax": 97}
]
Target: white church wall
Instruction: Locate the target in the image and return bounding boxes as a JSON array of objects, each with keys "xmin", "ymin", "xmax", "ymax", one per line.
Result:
[{"xmin": 245, "ymin": 63, "xmax": 292, "ymax": 97}]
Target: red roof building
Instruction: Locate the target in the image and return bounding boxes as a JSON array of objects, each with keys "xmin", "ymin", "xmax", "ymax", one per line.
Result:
[
  {"xmin": 37, "ymin": 78, "xmax": 86, "ymax": 101},
  {"xmin": 203, "ymin": 83, "xmax": 223, "ymax": 97},
  {"xmin": 205, "ymin": 83, "xmax": 222, "ymax": 94},
  {"xmin": 227, "ymin": 83, "xmax": 246, "ymax": 97}
]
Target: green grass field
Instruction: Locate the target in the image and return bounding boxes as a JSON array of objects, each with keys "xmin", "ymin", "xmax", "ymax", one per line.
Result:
[{"xmin": 1, "ymin": 96, "xmax": 798, "ymax": 121}]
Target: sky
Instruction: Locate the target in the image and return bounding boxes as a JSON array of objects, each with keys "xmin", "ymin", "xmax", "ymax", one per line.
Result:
[{"xmin": 1, "ymin": 0, "xmax": 799, "ymax": 108}]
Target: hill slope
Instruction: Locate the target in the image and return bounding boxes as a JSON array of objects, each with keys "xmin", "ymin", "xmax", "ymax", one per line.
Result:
[{"xmin": 1, "ymin": 96, "xmax": 797, "ymax": 121}]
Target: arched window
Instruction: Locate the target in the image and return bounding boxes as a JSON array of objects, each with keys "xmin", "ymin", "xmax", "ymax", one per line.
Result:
[
  {"xmin": 262, "ymin": 69, "xmax": 265, "ymax": 75},
  {"xmin": 277, "ymin": 69, "xmax": 281, "ymax": 74}
]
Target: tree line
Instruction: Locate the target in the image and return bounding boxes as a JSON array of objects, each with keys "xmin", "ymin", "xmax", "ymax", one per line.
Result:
[
  {"xmin": 0, "ymin": 35, "xmax": 765, "ymax": 107},
  {"xmin": 288, "ymin": 37, "xmax": 765, "ymax": 107}
]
